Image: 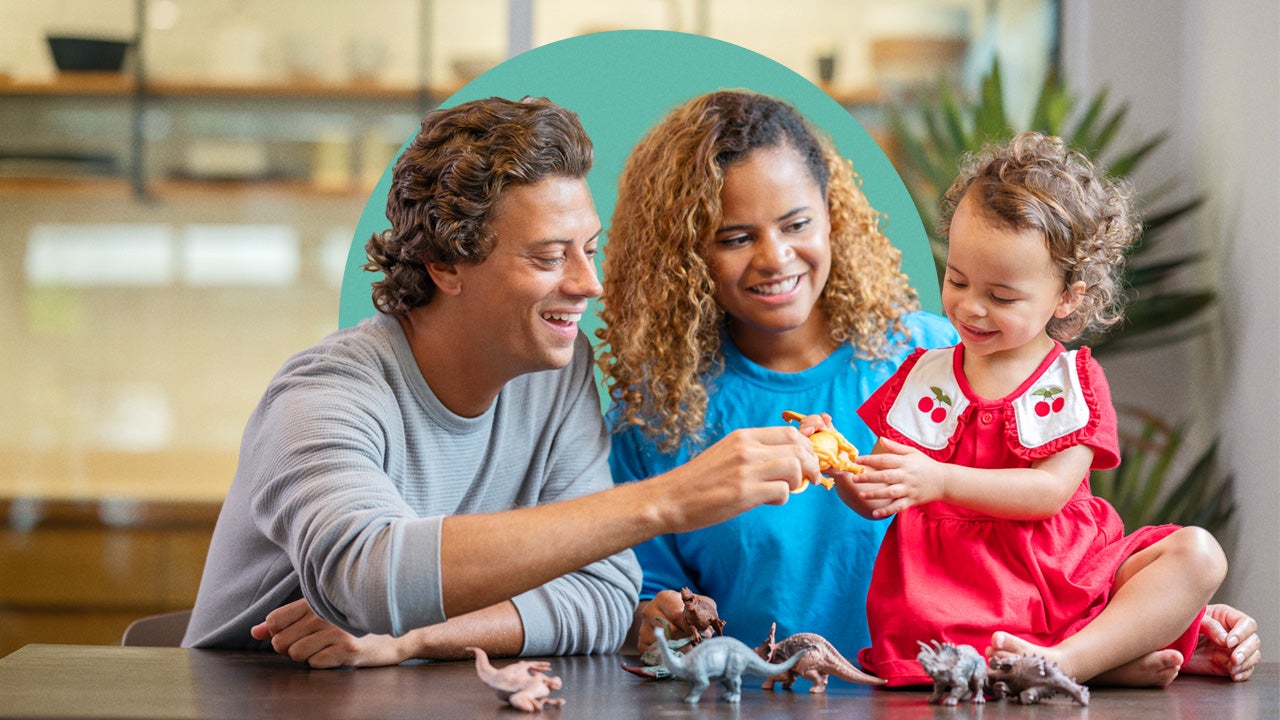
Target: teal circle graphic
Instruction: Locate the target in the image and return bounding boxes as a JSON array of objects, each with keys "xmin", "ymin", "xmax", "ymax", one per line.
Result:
[{"xmin": 340, "ymin": 29, "xmax": 940, "ymax": 348}]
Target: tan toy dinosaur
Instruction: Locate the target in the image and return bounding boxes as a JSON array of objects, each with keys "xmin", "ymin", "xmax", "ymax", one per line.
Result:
[
  {"xmin": 467, "ymin": 647, "xmax": 566, "ymax": 712},
  {"xmin": 754, "ymin": 622, "xmax": 885, "ymax": 693},
  {"xmin": 781, "ymin": 410, "xmax": 864, "ymax": 492}
]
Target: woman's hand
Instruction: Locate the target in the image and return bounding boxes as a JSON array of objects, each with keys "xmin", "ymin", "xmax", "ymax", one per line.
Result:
[
  {"xmin": 1183, "ymin": 603, "xmax": 1262, "ymax": 681},
  {"xmin": 852, "ymin": 438, "xmax": 948, "ymax": 518},
  {"xmin": 250, "ymin": 598, "xmax": 414, "ymax": 669}
]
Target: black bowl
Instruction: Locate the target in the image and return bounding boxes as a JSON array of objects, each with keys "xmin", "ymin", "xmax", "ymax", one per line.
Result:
[{"xmin": 46, "ymin": 35, "xmax": 130, "ymax": 72}]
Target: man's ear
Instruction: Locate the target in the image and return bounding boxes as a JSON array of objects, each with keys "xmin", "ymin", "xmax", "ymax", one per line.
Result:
[
  {"xmin": 425, "ymin": 260, "xmax": 463, "ymax": 296},
  {"xmin": 1054, "ymin": 280, "xmax": 1088, "ymax": 319}
]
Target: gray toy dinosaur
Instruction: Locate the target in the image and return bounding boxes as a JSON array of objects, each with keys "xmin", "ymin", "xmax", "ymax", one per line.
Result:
[
  {"xmin": 916, "ymin": 639, "xmax": 1090, "ymax": 707},
  {"xmin": 916, "ymin": 640, "xmax": 988, "ymax": 705},
  {"xmin": 988, "ymin": 654, "xmax": 1090, "ymax": 705},
  {"xmin": 754, "ymin": 622, "xmax": 885, "ymax": 693},
  {"xmin": 652, "ymin": 627, "xmax": 808, "ymax": 703}
]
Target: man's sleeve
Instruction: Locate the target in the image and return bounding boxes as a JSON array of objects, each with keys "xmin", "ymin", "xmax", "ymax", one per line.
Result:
[{"xmin": 512, "ymin": 335, "xmax": 642, "ymax": 655}]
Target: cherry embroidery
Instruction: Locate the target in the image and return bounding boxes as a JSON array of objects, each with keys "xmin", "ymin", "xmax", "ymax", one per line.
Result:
[
  {"xmin": 917, "ymin": 386, "xmax": 952, "ymax": 423},
  {"xmin": 1032, "ymin": 386, "xmax": 1065, "ymax": 417}
]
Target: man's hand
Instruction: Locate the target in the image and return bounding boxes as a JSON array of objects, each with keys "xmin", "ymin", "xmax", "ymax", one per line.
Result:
[
  {"xmin": 1182, "ymin": 603, "xmax": 1262, "ymax": 681},
  {"xmin": 652, "ymin": 426, "xmax": 821, "ymax": 534},
  {"xmin": 250, "ymin": 598, "xmax": 412, "ymax": 669}
]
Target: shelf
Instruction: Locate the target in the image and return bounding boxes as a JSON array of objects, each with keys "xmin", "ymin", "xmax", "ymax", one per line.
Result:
[
  {"xmin": 0, "ymin": 176, "xmax": 134, "ymax": 195},
  {"xmin": 153, "ymin": 177, "xmax": 378, "ymax": 198},
  {"xmin": 0, "ymin": 72, "xmax": 135, "ymax": 96},
  {"xmin": 820, "ymin": 84, "xmax": 885, "ymax": 107},
  {"xmin": 0, "ymin": 74, "xmax": 437, "ymax": 101},
  {"xmin": 146, "ymin": 78, "xmax": 425, "ymax": 101}
]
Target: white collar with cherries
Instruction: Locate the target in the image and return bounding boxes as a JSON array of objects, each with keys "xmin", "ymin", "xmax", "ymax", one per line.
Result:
[{"xmin": 884, "ymin": 346, "xmax": 1090, "ymax": 452}]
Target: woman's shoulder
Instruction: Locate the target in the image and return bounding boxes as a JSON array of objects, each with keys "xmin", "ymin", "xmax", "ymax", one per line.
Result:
[{"xmin": 899, "ymin": 310, "xmax": 959, "ymax": 349}]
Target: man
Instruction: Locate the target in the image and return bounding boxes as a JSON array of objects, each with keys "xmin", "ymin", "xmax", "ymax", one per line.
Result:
[{"xmin": 183, "ymin": 97, "xmax": 823, "ymax": 665}]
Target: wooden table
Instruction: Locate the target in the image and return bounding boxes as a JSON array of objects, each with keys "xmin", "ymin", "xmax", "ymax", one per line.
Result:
[{"xmin": 0, "ymin": 644, "xmax": 1275, "ymax": 719}]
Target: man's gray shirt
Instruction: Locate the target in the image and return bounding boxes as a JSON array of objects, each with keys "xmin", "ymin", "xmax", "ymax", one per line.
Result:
[{"xmin": 184, "ymin": 312, "xmax": 640, "ymax": 655}]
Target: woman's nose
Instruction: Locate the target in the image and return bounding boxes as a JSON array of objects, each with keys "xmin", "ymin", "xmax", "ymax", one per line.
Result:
[{"xmin": 752, "ymin": 233, "xmax": 793, "ymax": 270}]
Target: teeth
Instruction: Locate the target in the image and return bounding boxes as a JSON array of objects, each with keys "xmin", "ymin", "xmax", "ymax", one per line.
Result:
[
  {"xmin": 751, "ymin": 276, "xmax": 800, "ymax": 296},
  {"xmin": 542, "ymin": 312, "xmax": 581, "ymax": 322}
]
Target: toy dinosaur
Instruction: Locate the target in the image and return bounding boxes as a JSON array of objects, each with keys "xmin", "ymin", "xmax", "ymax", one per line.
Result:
[
  {"xmin": 781, "ymin": 410, "xmax": 863, "ymax": 491},
  {"xmin": 678, "ymin": 586, "xmax": 726, "ymax": 643},
  {"xmin": 620, "ymin": 616, "xmax": 694, "ymax": 679},
  {"xmin": 652, "ymin": 627, "xmax": 808, "ymax": 704},
  {"xmin": 916, "ymin": 640, "xmax": 987, "ymax": 706},
  {"xmin": 988, "ymin": 654, "xmax": 1090, "ymax": 706},
  {"xmin": 467, "ymin": 647, "xmax": 566, "ymax": 712},
  {"xmin": 753, "ymin": 622, "xmax": 885, "ymax": 693},
  {"xmin": 637, "ymin": 587, "xmax": 725, "ymax": 651},
  {"xmin": 622, "ymin": 587, "xmax": 729, "ymax": 679}
]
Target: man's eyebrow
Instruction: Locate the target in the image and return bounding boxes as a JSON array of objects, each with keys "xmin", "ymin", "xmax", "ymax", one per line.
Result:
[{"xmin": 529, "ymin": 226, "xmax": 603, "ymax": 246}]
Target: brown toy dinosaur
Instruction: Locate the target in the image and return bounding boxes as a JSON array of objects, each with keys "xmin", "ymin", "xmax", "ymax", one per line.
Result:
[
  {"xmin": 467, "ymin": 647, "xmax": 566, "ymax": 712},
  {"xmin": 638, "ymin": 587, "xmax": 725, "ymax": 653},
  {"xmin": 781, "ymin": 410, "xmax": 864, "ymax": 492},
  {"xmin": 754, "ymin": 623, "xmax": 885, "ymax": 693}
]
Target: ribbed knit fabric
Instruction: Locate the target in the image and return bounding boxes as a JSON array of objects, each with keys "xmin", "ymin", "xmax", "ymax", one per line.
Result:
[{"xmin": 184, "ymin": 312, "xmax": 640, "ymax": 655}]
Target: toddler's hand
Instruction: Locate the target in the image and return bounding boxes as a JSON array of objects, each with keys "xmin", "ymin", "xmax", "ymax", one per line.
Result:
[{"xmin": 854, "ymin": 437, "xmax": 947, "ymax": 518}]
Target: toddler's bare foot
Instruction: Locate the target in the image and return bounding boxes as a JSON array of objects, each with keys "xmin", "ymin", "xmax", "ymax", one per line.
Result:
[
  {"xmin": 987, "ymin": 632, "xmax": 1076, "ymax": 680},
  {"xmin": 988, "ymin": 631, "xmax": 1183, "ymax": 687},
  {"xmin": 1092, "ymin": 650, "xmax": 1183, "ymax": 688}
]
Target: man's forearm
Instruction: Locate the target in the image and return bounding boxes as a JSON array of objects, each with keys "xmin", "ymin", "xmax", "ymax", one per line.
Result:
[{"xmin": 402, "ymin": 601, "xmax": 524, "ymax": 661}]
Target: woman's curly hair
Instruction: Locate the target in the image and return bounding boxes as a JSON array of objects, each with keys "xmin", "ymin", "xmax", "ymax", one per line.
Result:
[
  {"xmin": 596, "ymin": 90, "xmax": 918, "ymax": 451},
  {"xmin": 365, "ymin": 96, "xmax": 593, "ymax": 315},
  {"xmin": 938, "ymin": 132, "xmax": 1141, "ymax": 342}
]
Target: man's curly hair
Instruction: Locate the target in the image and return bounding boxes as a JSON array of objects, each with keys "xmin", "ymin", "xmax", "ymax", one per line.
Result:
[
  {"xmin": 938, "ymin": 132, "xmax": 1141, "ymax": 342},
  {"xmin": 365, "ymin": 96, "xmax": 593, "ymax": 315},
  {"xmin": 596, "ymin": 90, "xmax": 918, "ymax": 451}
]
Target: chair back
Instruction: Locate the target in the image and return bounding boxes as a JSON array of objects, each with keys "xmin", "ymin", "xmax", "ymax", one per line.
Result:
[{"xmin": 121, "ymin": 609, "xmax": 192, "ymax": 647}]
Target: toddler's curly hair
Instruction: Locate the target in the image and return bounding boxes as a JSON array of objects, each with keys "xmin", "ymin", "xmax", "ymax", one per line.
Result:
[{"xmin": 938, "ymin": 132, "xmax": 1142, "ymax": 342}]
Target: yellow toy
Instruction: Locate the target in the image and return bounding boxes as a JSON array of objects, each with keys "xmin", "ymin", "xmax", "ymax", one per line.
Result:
[{"xmin": 781, "ymin": 410, "xmax": 864, "ymax": 493}]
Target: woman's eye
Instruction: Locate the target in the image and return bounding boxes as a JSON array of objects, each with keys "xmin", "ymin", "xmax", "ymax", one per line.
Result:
[
  {"xmin": 784, "ymin": 218, "xmax": 811, "ymax": 233},
  {"xmin": 716, "ymin": 234, "xmax": 750, "ymax": 247}
]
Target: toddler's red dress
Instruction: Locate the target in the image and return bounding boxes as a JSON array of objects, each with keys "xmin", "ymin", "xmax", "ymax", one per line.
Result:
[{"xmin": 855, "ymin": 342, "xmax": 1203, "ymax": 685}]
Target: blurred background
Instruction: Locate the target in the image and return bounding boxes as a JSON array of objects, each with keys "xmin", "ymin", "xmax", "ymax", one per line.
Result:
[{"xmin": 0, "ymin": 0, "xmax": 1275, "ymax": 659}]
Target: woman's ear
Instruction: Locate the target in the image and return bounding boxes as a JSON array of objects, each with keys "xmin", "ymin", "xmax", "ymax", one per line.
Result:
[
  {"xmin": 1054, "ymin": 280, "xmax": 1088, "ymax": 318},
  {"xmin": 425, "ymin": 260, "xmax": 463, "ymax": 296}
]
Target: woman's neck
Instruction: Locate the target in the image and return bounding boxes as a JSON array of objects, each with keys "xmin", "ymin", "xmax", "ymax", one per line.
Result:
[{"xmin": 726, "ymin": 313, "xmax": 837, "ymax": 373}]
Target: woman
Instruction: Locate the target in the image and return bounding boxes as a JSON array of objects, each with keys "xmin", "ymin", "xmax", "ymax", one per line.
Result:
[{"xmin": 597, "ymin": 90, "xmax": 956, "ymax": 659}]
